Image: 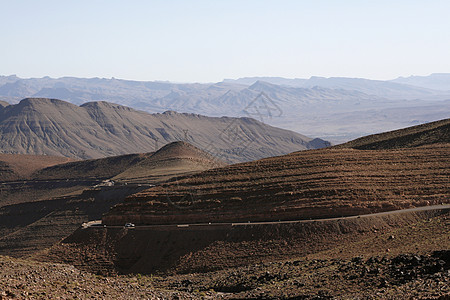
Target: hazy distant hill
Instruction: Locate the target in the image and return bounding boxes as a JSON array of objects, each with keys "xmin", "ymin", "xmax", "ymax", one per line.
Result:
[
  {"xmin": 0, "ymin": 98, "xmax": 328, "ymax": 163},
  {"xmin": 336, "ymin": 118, "xmax": 450, "ymax": 150},
  {"xmin": 225, "ymin": 76, "xmax": 441, "ymax": 99},
  {"xmin": 391, "ymin": 73, "xmax": 450, "ymax": 91}
]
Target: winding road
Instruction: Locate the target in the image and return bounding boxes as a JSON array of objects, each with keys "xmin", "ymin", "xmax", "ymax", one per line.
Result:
[{"xmin": 84, "ymin": 204, "xmax": 450, "ymax": 230}]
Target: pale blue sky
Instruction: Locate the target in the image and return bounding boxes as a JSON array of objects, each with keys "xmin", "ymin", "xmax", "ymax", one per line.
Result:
[{"xmin": 1, "ymin": 0, "xmax": 449, "ymax": 82}]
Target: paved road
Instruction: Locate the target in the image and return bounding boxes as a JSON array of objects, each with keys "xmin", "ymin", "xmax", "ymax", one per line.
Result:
[
  {"xmin": 0, "ymin": 179, "xmax": 101, "ymax": 185},
  {"xmin": 85, "ymin": 204, "xmax": 450, "ymax": 230}
]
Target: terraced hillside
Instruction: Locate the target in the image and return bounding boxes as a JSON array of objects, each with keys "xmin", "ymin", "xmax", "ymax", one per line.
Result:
[
  {"xmin": 103, "ymin": 143, "xmax": 450, "ymax": 225},
  {"xmin": 336, "ymin": 118, "xmax": 450, "ymax": 150}
]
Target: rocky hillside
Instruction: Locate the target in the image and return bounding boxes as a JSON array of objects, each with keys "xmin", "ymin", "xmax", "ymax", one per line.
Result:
[
  {"xmin": 336, "ymin": 118, "xmax": 450, "ymax": 150},
  {"xmin": 0, "ymin": 98, "xmax": 329, "ymax": 163}
]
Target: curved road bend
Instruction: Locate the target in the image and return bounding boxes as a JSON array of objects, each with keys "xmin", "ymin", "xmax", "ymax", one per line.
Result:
[{"xmin": 85, "ymin": 204, "xmax": 450, "ymax": 230}]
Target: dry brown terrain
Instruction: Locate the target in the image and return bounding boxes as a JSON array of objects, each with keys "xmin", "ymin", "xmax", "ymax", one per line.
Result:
[
  {"xmin": 0, "ymin": 153, "xmax": 73, "ymax": 181},
  {"xmin": 103, "ymin": 143, "xmax": 450, "ymax": 226}
]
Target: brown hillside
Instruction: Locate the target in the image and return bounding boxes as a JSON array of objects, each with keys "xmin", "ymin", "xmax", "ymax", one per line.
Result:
[
  {"xmin": 148, "ymin": 141, "xmax": 221, "ymax": 162},
  {"xmin": 32, "ymin": 153, "xmax": 151, "ymax": 180},
  {"xmin": 113, "ymin": 141, "xmax": 226, "ymax": 184},
  {"xmin": 0, "ymin": 100, "xmax": 9, "ymax": 107},
  {"xmin": 103, "ymin": 143, "xmax": 450, "ymax": 225},
  {"xmin": 336, "ymin": 118, "xmax": 450, "ymax": 150},
  {"xmin": 0, "ymin": 154, "xmax": 73, "ymax": 181},
  {"xmin": 33, "ymin": 141, "xmax": 225, "ymax": 184}
]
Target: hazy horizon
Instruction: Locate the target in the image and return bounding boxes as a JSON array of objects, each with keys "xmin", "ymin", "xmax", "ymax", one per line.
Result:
[
  {"xmin": 2, "ymin": 72, "xmax": 449, "ymax": 85},
  {"xmin": 1, "ymin": 1, "xmax": 450, "ymax": 83}
]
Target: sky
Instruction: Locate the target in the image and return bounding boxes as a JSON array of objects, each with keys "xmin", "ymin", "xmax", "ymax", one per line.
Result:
[{"xmin": 1, "ymin": 0, "xmax": 449, "ymax": 83}]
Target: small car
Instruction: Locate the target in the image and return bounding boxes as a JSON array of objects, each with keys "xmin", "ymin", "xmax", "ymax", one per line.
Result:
[{"xmin": 124, "ymin": 223, "xmax": 135, "ymax": 228}]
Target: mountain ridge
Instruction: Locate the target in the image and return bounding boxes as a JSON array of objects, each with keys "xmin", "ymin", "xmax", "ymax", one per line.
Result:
[{"xmin": 0, "ymin": 98, "xmax": 329, "ymax": 163}]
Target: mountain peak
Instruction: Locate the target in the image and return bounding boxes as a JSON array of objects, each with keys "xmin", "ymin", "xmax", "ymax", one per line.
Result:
[
  {"xmin": 151, "ymin": 141, "xmax": 221, "ymax": 163},
  {"xmin": 248, "ymin": 80, "xmax": 278, "ymax": 91},
  {"xmin": 18, "ymin": 98, "xmax": 77, "ymax": 108}
]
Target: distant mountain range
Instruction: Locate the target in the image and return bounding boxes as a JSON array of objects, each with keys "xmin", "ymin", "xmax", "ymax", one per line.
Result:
[
  {"xmin": 1, "ymin": 74, "xmax": 449, "ymax": 143},
  {"xmin": 0, "ymin": 98, "xmax": 329, "ymax": 162}
]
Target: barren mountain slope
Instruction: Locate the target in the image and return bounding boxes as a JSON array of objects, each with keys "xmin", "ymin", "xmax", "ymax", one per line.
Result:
[
  {"xmin": 0, "ymin": 98, "xmax": 329, "ymax": 163},
  {"xmin": 336, "ymin": 118, "xmax": 450, "ymax": 150}
]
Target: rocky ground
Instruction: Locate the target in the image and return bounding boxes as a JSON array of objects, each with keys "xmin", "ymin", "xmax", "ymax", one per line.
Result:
[
  {"xmin": 1, "ymin": 251, "xmax": 449, "ymax": 299},
  {"xmin": 0, "ymin": 255, "xmax": 193, "ymax": 300},
  {"xmin": 156, "ymin": 250, "xmax": 450, "ymax": 299}
]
